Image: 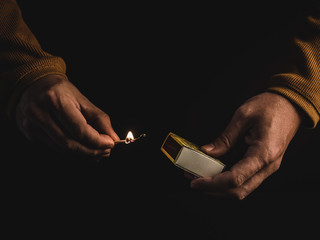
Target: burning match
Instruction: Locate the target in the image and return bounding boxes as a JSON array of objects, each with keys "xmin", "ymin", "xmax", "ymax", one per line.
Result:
[{"xmin": 115, "ymin": 131, "xmax": 146, "ymax": 144}]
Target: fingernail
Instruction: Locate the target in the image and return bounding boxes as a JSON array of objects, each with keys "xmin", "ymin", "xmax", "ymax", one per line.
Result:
[{"xmin": 201, "ymin": 144, "xmax": 215, "ymax": 152}]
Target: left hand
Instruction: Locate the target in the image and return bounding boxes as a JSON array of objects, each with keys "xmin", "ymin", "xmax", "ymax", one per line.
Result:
[{"xmin": 188, "ymin": 92, "xmax": 302, "ymax": 200}]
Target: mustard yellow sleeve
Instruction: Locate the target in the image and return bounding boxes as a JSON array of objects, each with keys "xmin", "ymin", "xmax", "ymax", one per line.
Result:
[
  {"xmin": 268, "ymin": 10, "xmax": 320, "ymax": 128},
  {"xmin": 0, "ymin": 0, "xmax": 66, "ymax": 119}
]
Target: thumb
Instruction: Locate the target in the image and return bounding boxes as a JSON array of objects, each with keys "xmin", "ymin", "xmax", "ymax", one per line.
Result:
[
  {"xmin": 201, "ymin": 133, "xmax": 233, "ymax": 157},
  {"xmin": 91, "ymin": 111, "xmax": 120, "ymax": 143},
  {"xmin": 82, "ymin": 104, "xmax": 120, "ymax": 143},
  {"xmin": 201, "ymin": 110, "xmax": 251, "ymax": 157}
]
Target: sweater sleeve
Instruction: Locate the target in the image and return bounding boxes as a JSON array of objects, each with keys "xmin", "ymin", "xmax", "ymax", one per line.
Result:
[
  {"xmin": 268, "ymin": 9, "xmax": 320, "ymax": 128},
  {"xmin": 0, "ymin": 0, "xmax": 66, "ymax": 119}
]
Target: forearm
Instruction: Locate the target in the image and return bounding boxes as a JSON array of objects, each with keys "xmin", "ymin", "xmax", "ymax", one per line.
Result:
[
  {"xmin": 268, "ymin": 8, "xmax": 320, "ymax": 128},
  {"xmin": 0, "ymin": 0, "xmax": 66, "ymax": 119}
]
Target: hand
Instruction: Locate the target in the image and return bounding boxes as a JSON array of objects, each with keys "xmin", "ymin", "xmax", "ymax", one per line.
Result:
[
  {"xmin": 15, "ymin": 74, "xmax": 119, "ymax": 158},
  {"xmin": 189, "ymin": 92, "xmax": 302, "ymax": 200}
]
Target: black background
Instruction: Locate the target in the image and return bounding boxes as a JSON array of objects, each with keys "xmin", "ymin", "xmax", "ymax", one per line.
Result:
[{"xmin": 1, "ymin": 1, "xmax": 319, "ymax": 239}]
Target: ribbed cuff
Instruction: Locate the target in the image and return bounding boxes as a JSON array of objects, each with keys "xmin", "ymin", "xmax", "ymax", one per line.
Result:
[
  {"xmin": 3, "ymin": 57, "xmax": 67, "ymax": 119},
  {"xmin": 269, "ymin": 73, "xmax": 320, "ymax": 128}
]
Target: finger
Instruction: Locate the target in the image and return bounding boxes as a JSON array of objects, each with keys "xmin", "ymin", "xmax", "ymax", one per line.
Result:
[
  {"xmin": 190, "ymin": 171, "xmax": 234, "ymax": 192},
  {"xmin": 201, "ymin": 108, "xmax": 252, "ymax": 157},
  {"xmin": 192, "ymin": 144, "xmax": 270, "ymax": 191},
  {"xmin": 229, "ymin": 160, "xmax": 281, "ymax": 199},
  {"xmin": 30, "ymin": 108, "xmax": 112, "ymax": 157},
  {"xmin": 47, "ymin": 127, "xmax": 112, "ymax": 157},
  {"xmin": 191, "ymin": 143, "xmax": 279, "ymax": 198},
  {"xmin": 206, "ymin": 160, "xmax": 281, "ymax": 200},
  {"xmin": 227, "ymin": 143, "xmax": 275, "ymax": 187},
  {"xmin": 54, "ymin": 101, "xmax": 115, "ymax": 149},
  {"xmin": 82, "ymin": 107, "xmax": 120, "ymax": 142},
  {"xmin": 184, "ymin": 171, "xmax": 197, "ymax": 179},
  {"xmin": 21, "ymin": 119, "xmax": 60, "ymax": 151}
]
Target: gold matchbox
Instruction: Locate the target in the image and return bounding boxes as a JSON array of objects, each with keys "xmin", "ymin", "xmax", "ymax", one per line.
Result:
[{"xmin": 161, "ymin": 132, "xmax": 225, "ymax": 177}]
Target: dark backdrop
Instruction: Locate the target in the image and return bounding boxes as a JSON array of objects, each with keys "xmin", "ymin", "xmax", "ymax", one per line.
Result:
[{"xmin": 1, "ymin": 1, "xmax": 319, "ymax": 239}]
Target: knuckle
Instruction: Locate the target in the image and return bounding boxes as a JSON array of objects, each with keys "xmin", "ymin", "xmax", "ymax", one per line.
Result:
[
  {"xmin": 43, "ymin": 89, "xmax": 56, "ymax": 102},
  {"xmin": 100, "ymin": 149, "xmax": 111, "ymax": 158},
  {"xmin": 229, "ymin": 189, "xmax": 247, "ymax": 200},
  {"xmin": 269, "ymin": 146, "xmax": 284, "ymax": 160},
  {"xmin": 230, "ymin": 173, "xmax": 246, "ymax": 188},
  {"xmin": 89, "ymin": 109, "xmax": 111, "ymax": 125},
  {"xmin": 99, "ymin": 111, "xmax": 112, "ymax": 124},
  {"xmin": 271, "ymin": 160, "xmax": 281, "ymax": 172},
  {"xmin": 101, "ymin": 111, "xmax": 111, "ymax": 121},
  {"xmin": 255, "ymin": 154, "xmax": 270, "ymax": 170},
  {"xmin": 218, "ymin": 133, "xmax": 232, "ymax": 149},
  {"xmin": 236, "ymin": 192, "xmax": 246, "ymax": 200},
  {"xmin": 72, "ymin": 125, "xmax": 86, "ymax": 140},
  {"xmin": 89, "ymin": 149, "xmax": 108, "ymax": 157},
  {"xmin": 41, "ymin": 89, "xmax": 59, "ymax": 108},
  {"xmin": 259, "ymin": 145, "xmax": 283, "ymax": 167},
  {"xmin": 87, "ymin": 149, "xmax": 99, "ymax": 156},
  {"xmin": 61, "ymin": 138, "xmax": 74, "ymax": 151},
  {"xmin": 249, "ymin": 144, "xmax": 279, "ymax": 167},
  {"xmin": 236, "ymin": 104, "xmax": 254, "ymax": 119}
]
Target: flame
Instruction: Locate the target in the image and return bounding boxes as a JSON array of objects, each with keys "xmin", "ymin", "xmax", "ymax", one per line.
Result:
[{"xmin": 125, "ymin": 131, "xmax": 134, "ymax": 144}]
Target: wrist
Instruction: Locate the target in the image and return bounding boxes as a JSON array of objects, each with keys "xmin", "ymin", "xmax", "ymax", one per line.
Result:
[
  {"xmin": 266, "ymin": 91, "xmax": 303, "ymax": 127},
  {"xmin": 267, "ymin": 87, "xmax": 318, "ymax": 128}
]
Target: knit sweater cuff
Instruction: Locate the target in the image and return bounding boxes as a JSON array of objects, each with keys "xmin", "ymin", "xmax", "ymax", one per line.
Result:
[
  {"xmin": 2, "ymin": 56, "xmax": 67, "ymax": 119},
  {"xmin": 268, "ymin": 73, "xmax": 320, "ymax": 128}
]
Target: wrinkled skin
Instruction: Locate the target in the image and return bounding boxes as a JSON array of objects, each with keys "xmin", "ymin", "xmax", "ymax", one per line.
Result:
[
  {"xmin": 15, "ymin": 74, "xmax": 119, "ymax": 158},
  {"xmin": 187, "ymin": 92, "xmax": 302, "ymax": 200}
]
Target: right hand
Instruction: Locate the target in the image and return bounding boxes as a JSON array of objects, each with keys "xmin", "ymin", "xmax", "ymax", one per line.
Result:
[{"xmin": 15, "ymin": 74, "xmax": 119, "ymax": 158}]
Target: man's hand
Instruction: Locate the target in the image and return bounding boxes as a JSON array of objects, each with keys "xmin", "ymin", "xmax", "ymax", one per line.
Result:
[
  {"xmin": 189, "ymin": 92, "xmax": 302, "ymax": 200},
  {"xmin": 15, "ymin": 74, "xmax": 119, "ymax": 158}
]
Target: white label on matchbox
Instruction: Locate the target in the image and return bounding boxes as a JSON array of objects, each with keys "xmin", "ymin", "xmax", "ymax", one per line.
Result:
[{"xmin": 176, "ymin": 147, "xmax": 225, "ymax": 177}]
